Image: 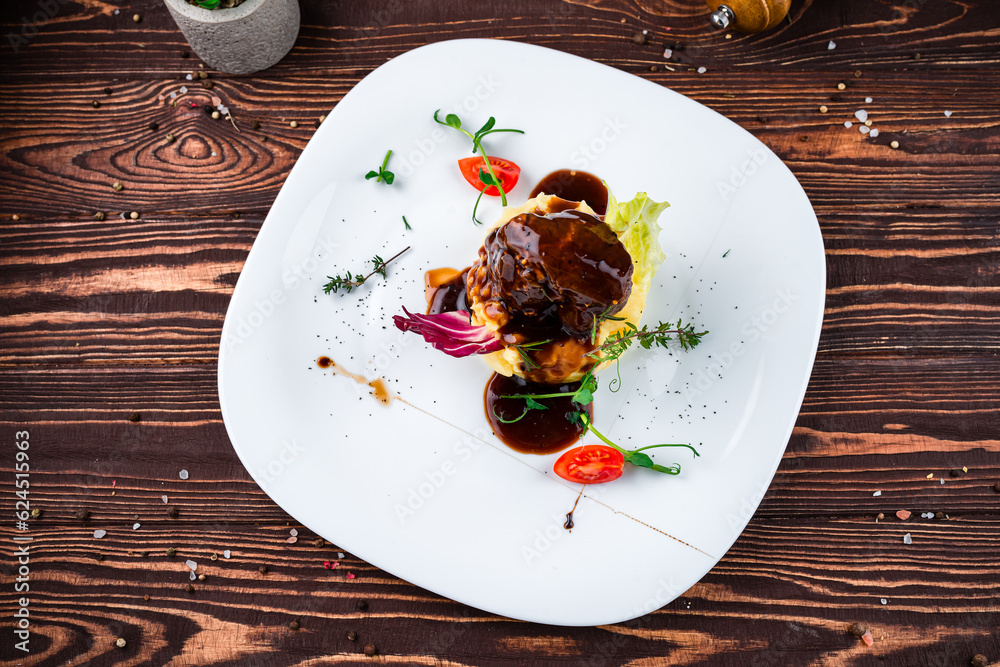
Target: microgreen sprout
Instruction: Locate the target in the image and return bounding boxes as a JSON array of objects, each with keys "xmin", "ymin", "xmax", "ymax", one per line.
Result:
[
  {"xmin": 195, "ymin": 0, "xmax": 221, "ymax": 8},
  {"xmin": 570, "ymin": 412, "xmax": 699, "ymax": 475},
  {"xmin": 365, "ymin": 149, "xmax": 395, "ymax": 185},
  {"xmin": 323, "ymin": 246, "xmax": 410, "ymax": 295},
  {"xmin": 433, "ymin": 110, "xmax": 524, "ymax": 223},
  {"xmin": 402, "ymin": 215, "xmax": 411, "ymax": 231}
]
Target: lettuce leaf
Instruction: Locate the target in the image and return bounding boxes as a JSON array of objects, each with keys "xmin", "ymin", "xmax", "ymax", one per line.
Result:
[{"xmin": 603, "ymin": 189, "xmax": 669, "ymax": 294}]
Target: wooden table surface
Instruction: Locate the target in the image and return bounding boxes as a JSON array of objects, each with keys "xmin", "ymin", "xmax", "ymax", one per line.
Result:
[{"xmin": 2, "ymin": 0, "xmax": 999, "ymax": 665}]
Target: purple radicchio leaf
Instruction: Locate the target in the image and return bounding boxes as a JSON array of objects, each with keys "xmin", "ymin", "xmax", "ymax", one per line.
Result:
[{"xmin": 392, "ymin": 307, "xmax": 503, "ymax": 358}]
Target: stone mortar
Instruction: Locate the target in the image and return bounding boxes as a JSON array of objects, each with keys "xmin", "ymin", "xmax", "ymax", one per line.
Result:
[{"xmin": 164, "ymin": 0, "xmax": 300, "ymax": 75}]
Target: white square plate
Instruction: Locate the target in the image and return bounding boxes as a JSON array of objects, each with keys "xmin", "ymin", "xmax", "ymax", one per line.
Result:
[{"xmin": 218, "ymin": 38, "xmax": 825, "ymax": 626}]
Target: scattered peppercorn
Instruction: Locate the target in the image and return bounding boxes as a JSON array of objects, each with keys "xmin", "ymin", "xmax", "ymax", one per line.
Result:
[
  {"xmin": 631, "ymin": 32, "xmax": 647, "ymax": 45},
  {"xmin": 198, "ymin": 71, "xmax": 208, "ymax": 79},
  {"xmin": 890, "ymin": 141, "xmax": 900, "ymax": 149},
  {"xmin": 76, "ymin": 509, "xmax": 90, "ymax": 520},
  {"xmin": 212, "ymin": 111, "xmax": 221, "ymax": 120},
  {"xmin": 912, "ymin": 53, "xmax": 921, "ymax": 60},
  {"xmin": 197, "ymin": 574, "xmax": 206, "ymax": 581},
  {"xmin": 363, "ymin": 644, "xmax": 377, "ymax": 657},
  {"xmin": 935, "ymin": 512, "xmax": 945, "ymax": 519},
  {"xmin": 848, "ymin": 622, "xmax": 868, "ymax": 637},
  {"xmin": 92, "ymin": 100, "xmax": 101, "ymax": 108},
  {"xmin": 202, "ymin": 80, "xmax": 214, "ymax": 89},
  {"xmin": 819, "ymin": 105, "xmax": 828, "ymax": 113},
  {"xmin": 314, "ymin": 538, "xmax": 324, "ymax": 548},
  {"xmin": 210, "ymin": 553, "xmax": 218, "ymax": 561},
  {"xmin": 116, "ymin": 637, "xmax": 127, "ymax": 648},
  {"xmin": 186, "ymin": 583, "xmax": 195, "ymax": 593},
  {"xmin": 129, "ymin": 211, "xmax": 139, "ymax": 220},
  {"xmin": 799, "ymin": 135, "xmax": 809, "ymax": 142},
  {"xmin": 950, "ymin": 469, "xmax": 963, "ymax": 477},
  {"xmin": 355, "ymin": 600, "xmax": 368, "ymax": 611},
  {"xmin": 251, "ymin": 120, "xmax": 261, "ymax": 130},
  {"xmin": 854, "ymin": 70, "xmax": 863, "ymax": 78},
  {"xmin": 104, "ymin": 87, "xmax": 112, "ymax": 95},
  {"xmin": 290, "ymin": 121, "xmax": 299, "ymax": 128},
  {"xmin": 132, "ymin": 13, "xmax": 141, "ymax": 23},
  {"xmin": 167, "ymin": 507, "xmax": 179, "ymax": 518},
  {"xmin": 166, "ymin": 547, "xmax": 176, "ymax": 557},
  {"xmin": 148, "ymin": 122, "xmax": 159, "ymax": 131},
  {"xmin": 112, "ymin": 181, "xmax": 124, "ymax": 192},
  {"xmin": 993, "ymin": 481, "xmax": 1000, "ymax": 493},
  {"xmin": 181, "ymin": 51, "xmax": 189, "ymax": 58},
  {"xmin": 319, "ymin": 115, "xmax": 326, "ymax": 124},
  {"xmin": 347, "ymin": 631, "xmax": 358, "ymax": 641},
  {"xmin": 167, "ymin": 133, "xmax": 176, "ymax": 143},
  {"xmin": 289, "ymin": 621, "xmax": 299, "ymax": 630},
  {"xmin": 141, "ymin": 551, "xmax": 149, "ymax": 557},
  {"xmin": 259, "ymin": 565, "xmax": 268, "ymax": 574},
  {"xmin": 232, "ymin": 212, "xmax": 241, "ymax": 219},
  {"xmin": 30, "ymin": 508, "xmax": 42, "ymax": 519},
  {"xmin": 837, "ymin": 82, "xmax": 847, "ymax": 90},
  {"xmin": 144, "ymin": 595, "xmax": 150, "ymax": 601},
  {"xmin": 96, "ymin": 553, "xmax": 104, "ymax": 561},
  {"xmin": 203, "ymin": 103, "xmax": 214, "ymax": 115},
  {"xmin": 649, "ymin": 65, "xmax": 657, "ymax": 72},
  {"xmin": 129, "ymin": 412, "xmax": 141, "ymax": 422},
  {"xmin": 971, "ymin": 655, "xmax": 988, "ymax": 667},
  {"xmin": 12, "ymin": 214, "xmax": 21, "ymax": 221},
  {"xmin": 95, "ymin": 212, "xmax": 106, "ymax": 221}
]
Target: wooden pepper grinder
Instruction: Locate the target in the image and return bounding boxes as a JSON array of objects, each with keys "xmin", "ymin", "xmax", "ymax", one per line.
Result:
[{"xmin": 706, "ymin": 0, "xmax": 791, "ymax": 33}]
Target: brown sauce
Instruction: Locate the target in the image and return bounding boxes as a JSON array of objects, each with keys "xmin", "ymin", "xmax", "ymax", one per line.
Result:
[
  {"xmin": 530, "ymin": 169, "xmax": 608, "ymax": 216},
  {"xmin": 425, "ymin": 267, "xmax": 469, "ymax": 314},
  {"xmin": 484, "ymin": 372, "xmax": 592, "ymax": 455},
  {"xmin": 317, "ymin": 356, "xmax": 393, "ymax": 406}
]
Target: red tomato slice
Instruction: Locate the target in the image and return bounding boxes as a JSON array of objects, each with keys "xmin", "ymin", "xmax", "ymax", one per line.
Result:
[
  {"xmin": 458, "ymin": 156, "xmax": 520, "ymax": 197},
  {"xmin": 553, "ymin": 445, "xmax": 625, "ymax": 484}
]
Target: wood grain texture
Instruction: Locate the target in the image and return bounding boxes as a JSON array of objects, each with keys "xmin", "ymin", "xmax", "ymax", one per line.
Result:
[{"xmin": 1, "ymin": 0, "xmax": 999, "ymax": 665}]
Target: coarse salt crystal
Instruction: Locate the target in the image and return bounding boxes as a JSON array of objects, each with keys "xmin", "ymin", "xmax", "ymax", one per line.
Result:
[
  {"xmin": 287, "ymin": 536, "xmax": 298, "ymax": 544},
  {"xmin": 223, "ymin": 550, "xmax": 231, "ymax": 559},
  {"xmin": 922, "ymin": 512, "xmax": 933, "ymax": 518},
  {"xmin": 94, "ymin": 529, "xmax": 106, "ymax": 539},
  {"xmin": 114, "ymin": 9, "xmax": 119, "ymax": 14},
  {"xmin": 880, "ymin": 598, "xmax": 887, "ymax": 605},
  {"xmin": 169, "ymin": 92, "xmax": 177, "ymax": 99},
  {"xmin": 338, "ymin": 552, "xmax": 345, "ymax": 559},
  {"xmin": 845, "ymin": 121, "xmax": 853, "ymax": 128},
  {"xmin": 896, "ymin": 510, "xmax": 911, "ymax": 520},
  {"xmin": 132, "ymin": 523, "xmax": 140, "ymax": 530},
  {"xmin": 859, "ymin": 126, "xmax": 870, "ymax": 134},
  {"xmin": 211, "ymin": 151, "xmax": 217, "ymax": 157},
  {"xmin": 940, "ymin": 478, "xmax": 945, "ymax": 484},
  {"xmin": 855, "ymin": 109, "xmax": 868, "ymax": 122},
  {"xmin": 161, "ymin": 495, "xmax": 168, "ymax": 504},
  {"xmin": 290, "ymin": 528, "xmax": 298, "ymax": 537},
  {"xmin": 663, "ymin": 48, "xmax": 673, "ymax": 59},
  {"xmin": 861, "ymin": 630, "xmax": 874, "ymax": 646},
  {"xmin": 186, "ymin": 560, "xmax": 197, "ymax": 571},
  {"xmin": 865, "ymin": 97, "xmax": 873, "ymax": 103},
  {"xmin": 828, "ymin": 40, "xmax": 836, "ymax": 50},
  {"xmin": 870, "ymin": 129, "xmax": 880, "ymax": 137},
  {"xmin": 185, "ymin": 74, "xmax": 193, "ymax": 80},
  {"xmin": 873, "ymin": 491, "xmax": 882, "ymax": 497},
  {"xmin": 179, "ymin": 469, "xmax": 189, "ymax": 480},
  {"xmin": 179, "ymin": 86, "xmax": 188, "ymax": 94},
  {"xmin": 697, "ymin": 66, "xmax": 707, "ymax": 74},
  {"xmin": 944, "ymin": 110, "xmax": 952, "ymax": 117},
  {"xmin": 903, "ymin": 533, "xmax": 912, "ymax": 545},
  {"xmin": 189, "ymin": 570, "xmax": 197, "ymax": 581}
]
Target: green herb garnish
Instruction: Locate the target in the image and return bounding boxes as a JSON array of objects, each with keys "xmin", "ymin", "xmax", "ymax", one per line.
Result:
[
  {"xmin": 571, "ymin": 411, "xmax": 699, "ymax": 475},
  {"xmin": 433, "ymin": 110, "xmax": 524, "ymax": 224},
  {"xmin": 323, "ymin": 246, "xmax": 410, "ymax": 295},
  {"xmin": 365, "ymin": 149, "xmax": 395, "ymax": 185},
  {"xmin": 402, "ymin": 215, "xmax": 411, "ymax": 231}
]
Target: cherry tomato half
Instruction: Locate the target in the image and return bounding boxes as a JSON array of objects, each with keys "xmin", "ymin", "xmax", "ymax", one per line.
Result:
[
  {"xmin": 457, "ymin": 156, "xmax": 520, "ymax": 197},
  {"xmin": 553, "ymin": 445, "xmax": 625, "ymax": 484}
]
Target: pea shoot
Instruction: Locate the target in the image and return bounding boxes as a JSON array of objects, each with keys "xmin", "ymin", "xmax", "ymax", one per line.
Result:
[
  {"xmin": 433, "ymin": 110, "xmax": 524, "ymax": 223},
  {"xmin": 365, "ymin": 149, "xmax": 395, "ymax": 185}
]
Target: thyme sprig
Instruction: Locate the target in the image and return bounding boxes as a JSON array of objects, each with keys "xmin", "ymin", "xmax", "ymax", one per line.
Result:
[
  {"xmin": 433, "ymin": 110, "xmax": 524, "ymax": 223},
  {"xmin": 499, "ymin": 318, "xmax": 707, "ymax": 422},
  {"xmin": 322, "ymin": 246, "xmax": 410, "ymax": 295}
]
